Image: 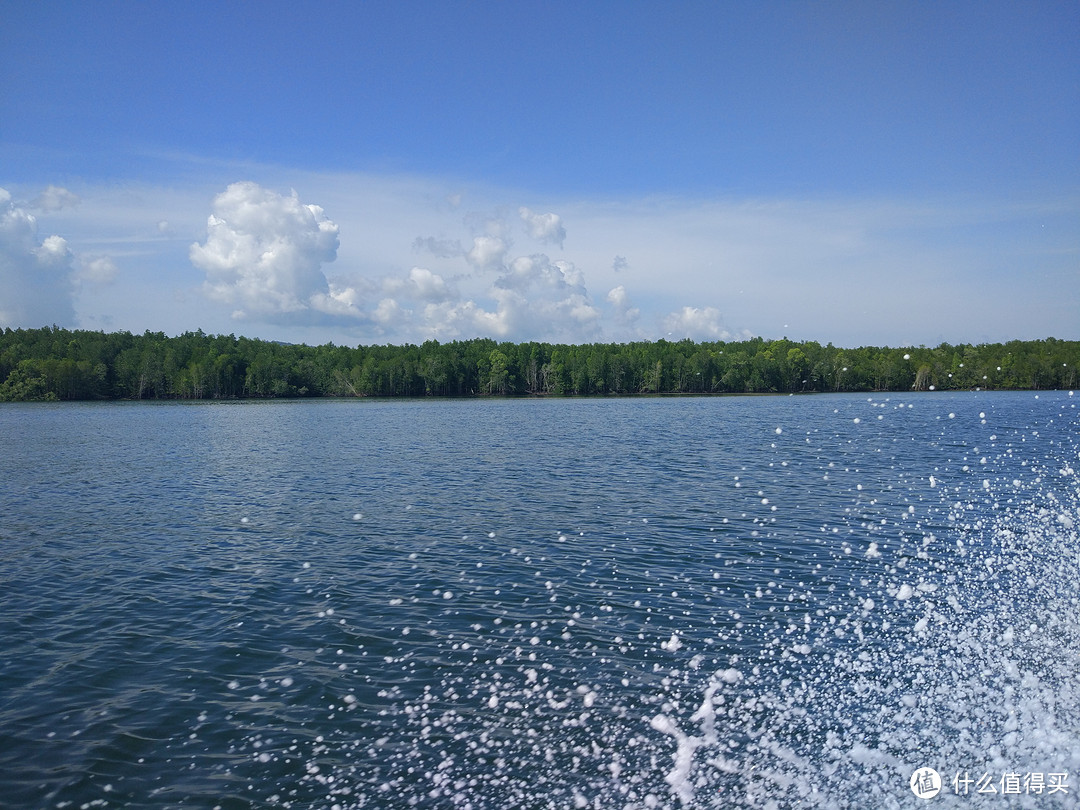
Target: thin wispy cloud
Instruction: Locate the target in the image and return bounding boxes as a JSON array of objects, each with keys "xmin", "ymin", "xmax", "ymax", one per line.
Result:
[{"xmin": 32, "ymin": 185, "xmax": 81, "ymax": 213}]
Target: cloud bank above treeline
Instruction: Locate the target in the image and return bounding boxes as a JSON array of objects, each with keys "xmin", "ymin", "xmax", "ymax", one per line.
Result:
[{"xmin": 2, "ymin": 176, "xmax": 1076, "ymax": 349}]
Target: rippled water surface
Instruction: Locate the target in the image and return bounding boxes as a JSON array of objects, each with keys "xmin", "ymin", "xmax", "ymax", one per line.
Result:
[{"xmin": 1, "ymin": 393, "xmax": 1078, "ymax": 808}]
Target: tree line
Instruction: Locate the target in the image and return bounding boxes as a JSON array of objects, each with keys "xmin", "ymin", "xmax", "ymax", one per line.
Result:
[{"xmin": 0, "ymin": 326, "xmax": 1076, "ymax": 402}]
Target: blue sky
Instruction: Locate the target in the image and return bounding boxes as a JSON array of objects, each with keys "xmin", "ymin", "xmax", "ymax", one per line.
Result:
[{"xmin": 1, "ymin": 0, "xmax": 1077, "ymax": 347}]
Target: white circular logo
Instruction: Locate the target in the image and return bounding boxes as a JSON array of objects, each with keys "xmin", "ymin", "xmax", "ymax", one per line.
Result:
[{"xmin": 910, "ymin": 767, "xmax": 942, "ymax": 799}]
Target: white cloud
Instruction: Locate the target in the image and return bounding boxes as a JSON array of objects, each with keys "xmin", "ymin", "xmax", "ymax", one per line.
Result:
[
  {"xmin": 74, "ymin": 255, "xmax": 119, "ymax": 285},
  {"xmin": 607, "ymin": 285, "xmax": 640, "ymax": 329},
  {"xmin": 519, "ymin": 207, "xmax": 566, "ymax": 247},
  {"xmin": 310, "ymin": 282, "xmax": 370, "ymax": 318},
  {"xmin": 373, "ymin": 297, "xmax": 408, "ymax": 326},
  {"xmin": 663, "ymin": 306, "xmax": 733, "ymax": 341},
  {"xmin": 14, "ymin": 163, "xmax": 1072, "ymax": 347},
  {"xmin": 0, "ymin": 187, "xmax": 77, "ymax": 327},
  {"xmin": 37, "ymin": 235, "xmax": 70, "ymax": 263},
  {"xmin": 567, "ymin": 295, "xmax": 601, "ymax": 326},
  {"xmin": 606, "ymin": 284, "xmax": 630, "ymax": 309},
  {"xmin": 385, "ymin": 251, "xmax": 602, "ymax": 343},
  {"xmin": 477, "ymin": 254, "xmax": 601, "ymax": 341},
  {"xmin": 498, "ymin": 254, "xmax": 584, "ymax": 294},
  {"xmin": 418, "ymin": 299, "xmax": 508, "ymax": 340},
  {"xmin": 33, "ymin": 185, "xmax": 80, "ymax": 212},
  {"xmin": 466, "ymin": 235, "xmax": 508, "ymax": 272},
  {"xmin": 382, "ymin": 267, "xmax": 455, "ymax": 303},
  {"xmin": 190, "ymin": 181, "xmax": 349, "ymax": 320}
]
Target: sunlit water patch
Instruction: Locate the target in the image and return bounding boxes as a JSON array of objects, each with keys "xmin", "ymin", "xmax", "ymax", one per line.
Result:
[{"xmin": 0, "ymin": 393, "xmax": 1077, "ymax": 808}]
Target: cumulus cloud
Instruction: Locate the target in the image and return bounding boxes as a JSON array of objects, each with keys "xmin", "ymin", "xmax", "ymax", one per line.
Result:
[
  {"xmin": 74, "ymin": 255, "xmax": 119, "ymax": 286},
  {"xmin": 663, "ymin": 306, "xmax": 733, "ymax": 341},
  {"xmin": 382, "ymin": 267, "xmax": 456, "ymax": 303},
  {"xmin": 376, "ymin": 250, "xmax": 599, "ymax": 343},
  {"xmin": 180, "ymin": 180, "xmax": 749, "ymax": 343},
  {"xmin": 373, "ymin": 297, "xmax": 408, "ymax": 326},
  {"xmin": 519, "ymin": 207, "xmax": 566, "ymax": 248},
  {"xmin": 497, "ymin": 254, "xmax": 584, "ymax": 294},
  {"xmin": 402, "ymin": 210, "xmax": 585, "ymax": 340},
  {"xmin": 466, "ymin": 235, "xmax": 508, "ymax": 272},
  {"xmin": 480, "ymin": 254, "xmax": 599, "ymax": 340},
  {"xmin": 9, "ymin": 168, "xmax": 1060, "ymax": 347},
  {"xmin": 607, "ymin": 285, "xmax": 640, "ymax": 328},
  {"xmin": 606, "ymin": 284, "xmax": 631, "ymax": 309},
  {"xmin": 0, "ymin": 187, "xmax": 77, "ymax": 327},
  {"xmin": 190, "ymin": 181, "xmax": 347, "ymax": 320},
  {"xmin": 33, "ymin": 185, "xmax": 80, "ymax": 212},
  {"xmin": 415, "ymin": 299, "xmax": 508, "ymax": 340}
]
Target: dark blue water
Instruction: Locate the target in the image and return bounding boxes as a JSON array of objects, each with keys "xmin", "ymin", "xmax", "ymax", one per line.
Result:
[{"xmin": 1, "ymin": 393, "xmax": 1077, "ymax": 809}]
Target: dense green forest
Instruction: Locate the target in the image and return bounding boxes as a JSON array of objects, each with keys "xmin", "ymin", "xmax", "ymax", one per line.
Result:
[{"xmin": 0, "ymin": 326, "xmax": 1076, "ymax": 401}]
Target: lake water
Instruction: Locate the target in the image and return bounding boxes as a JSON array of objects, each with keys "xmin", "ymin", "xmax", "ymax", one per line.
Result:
[{"xmin": 1, "ymin": 392, "xmax": 1077, "ymax": 809}]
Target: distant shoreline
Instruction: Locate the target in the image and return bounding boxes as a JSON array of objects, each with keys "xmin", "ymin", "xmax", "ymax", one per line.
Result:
[{"xmin": 2, "ymin": 326, "xmax": 1076, "ymax": 402}]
